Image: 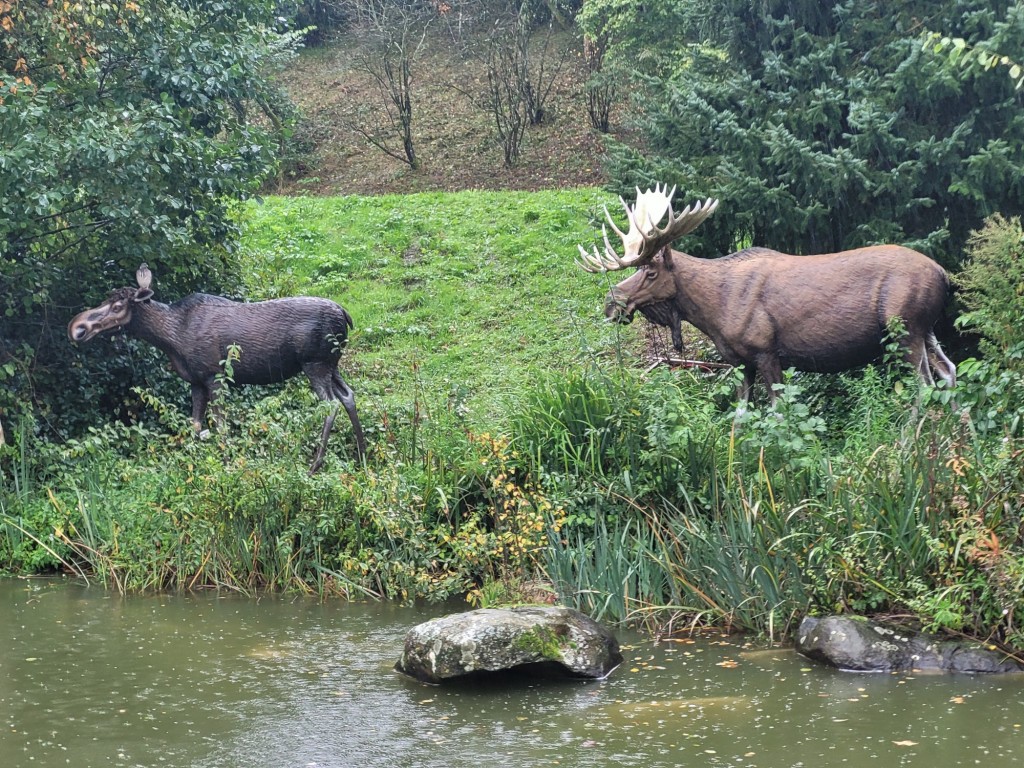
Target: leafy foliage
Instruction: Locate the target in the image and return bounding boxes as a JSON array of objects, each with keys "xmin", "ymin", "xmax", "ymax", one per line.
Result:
[
  {"xmin": 0, "ymin": 0, "xmax": 300, "ymax": 437},
  {"xmin": 924, "ymin": 1, "xmax": 1024, "ymax": 91},
  {"xmin": 956, "ymin": 214, "xmax": 1024, "ymax": 361},
  {"xmin": 943, "ymin": 214, "xmax": 1024, "ymax": 437}
]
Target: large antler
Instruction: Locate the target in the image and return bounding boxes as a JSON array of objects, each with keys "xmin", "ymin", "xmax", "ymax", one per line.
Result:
[{"xmin": 577, "ymin": 184, "xmax": 719, "ymax": 273}]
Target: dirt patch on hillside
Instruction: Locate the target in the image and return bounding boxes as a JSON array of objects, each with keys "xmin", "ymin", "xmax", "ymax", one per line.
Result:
[{"xmin": 271, "ymin": 29, "xmax": 622, "ymax": 196}]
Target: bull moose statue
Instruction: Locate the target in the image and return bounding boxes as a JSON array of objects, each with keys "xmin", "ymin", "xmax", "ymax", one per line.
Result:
[
  {"xmin": 68, "ymin": 264, "xmax": 366, "ymax": 473},
  {"xmin": 577, "ymin": 185, "xmax": 956, "ymax": 402}
]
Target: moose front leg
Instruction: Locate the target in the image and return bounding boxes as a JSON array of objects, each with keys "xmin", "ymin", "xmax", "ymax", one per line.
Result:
[
  {"xmin": 670, "ymin": 320, "xmax": 684, "ymax": 353},
  {"xmin": 190, "ymin": 381, "xmax": 219, "ymax": 437},
  {"xmin": 756, "ymin": 355, "xmax": 785, "ymax": 404}
]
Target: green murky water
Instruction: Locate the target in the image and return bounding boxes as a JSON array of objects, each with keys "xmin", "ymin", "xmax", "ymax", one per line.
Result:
[{"xmin": 2, "ymin": 578, "xmax": 1023, "ymax": 767}]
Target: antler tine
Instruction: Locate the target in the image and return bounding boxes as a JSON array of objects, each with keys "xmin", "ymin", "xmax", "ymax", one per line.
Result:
[
  {"xmin": 601, "ymin": 224, "xmax": 631, "ymax": 268},
  {"xmin": 643, "ymin": 196, "xmax": 720, "ymax": 253},
  {"xmin": 603, "ymin": 202, "xmax": 628, "ymax": 241},
  {"xmin": 669, "ymin": 197, "xmax": 719, "ymax": 235},
  {"xmin": 576, "ymin": 242, "xmax": 615, "ymax": 273},
  {"xmin": 575, "ymin": 244, "xmax": 602, "ymax": 273}
]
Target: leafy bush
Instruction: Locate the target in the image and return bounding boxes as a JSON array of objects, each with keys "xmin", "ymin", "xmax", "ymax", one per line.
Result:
[
  {"xmin": 945, "ymin": 215, "xmax": 1024, "ymax": 437},
  {"xmin": 956, "ymin": 214, "xmax": 1024, "ymax": 362}
]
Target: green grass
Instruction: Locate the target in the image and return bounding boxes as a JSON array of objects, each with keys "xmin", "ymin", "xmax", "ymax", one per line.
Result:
[{"xmin": 235, "ymin": 189, "xmax": 637, "ymax": 427}]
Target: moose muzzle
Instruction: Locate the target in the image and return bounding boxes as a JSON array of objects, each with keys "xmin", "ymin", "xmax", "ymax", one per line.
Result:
[{"xmin": 604, "ymin": 288, "xmax": 634, "ymax": 324}]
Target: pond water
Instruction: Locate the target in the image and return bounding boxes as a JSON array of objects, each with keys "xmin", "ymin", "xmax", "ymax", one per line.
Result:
[{"xmin": 2, "ymin": 578, "xmax": 1023, "ymax": 768}]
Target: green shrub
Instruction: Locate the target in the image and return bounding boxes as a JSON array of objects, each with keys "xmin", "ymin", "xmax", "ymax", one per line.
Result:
[
  {"xmin": 947, "ymin": 214, "xmax": 1024, "ymax": 437},
  {"xmin": 957, "ymin": 214, "xmax": 1024, "ymax": 363}
]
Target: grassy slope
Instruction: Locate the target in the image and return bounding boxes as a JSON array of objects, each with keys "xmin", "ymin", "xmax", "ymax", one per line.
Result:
[{"xmin": 237, "ymin": 189, "xmax": 645, "ymax": 427}]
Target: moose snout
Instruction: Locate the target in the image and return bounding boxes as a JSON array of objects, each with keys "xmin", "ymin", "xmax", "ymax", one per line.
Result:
[
  {"xmin": 69, "ymin": 321, "xmax": 87, "ymax": 342},
  {"xmin": 604, "ymin": 290, "xmax": 634, "ymax": 324},
  {"xmin": 68, "ymin": 314, "xmax": 100, "ymax": 343}
]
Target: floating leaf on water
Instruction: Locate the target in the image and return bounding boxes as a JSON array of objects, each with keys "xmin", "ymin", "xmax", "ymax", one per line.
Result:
[
  {"xmin": 950, "ymin": 696, "xmax": 965, "ymax": 704},
  {"xmin": 893, "ymin": 740, "xmax": 918, "ymax": 747}
]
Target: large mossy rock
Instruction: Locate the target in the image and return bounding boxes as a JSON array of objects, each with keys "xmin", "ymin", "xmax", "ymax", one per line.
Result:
[
  {"xmin": 395, "ymin": 606, "xmax": 623, "ymax": 684},
  {"xmin": 796, "ymin": 615, "xmax": 1024, "ymax": 674}
]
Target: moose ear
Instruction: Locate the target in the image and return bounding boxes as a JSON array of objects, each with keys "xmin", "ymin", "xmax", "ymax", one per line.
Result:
[
  {"xmin": 136, "ymin": 264, "xmax": 153, "ymax": 292},
  {"xmin": 133, "ymin": 288, "xmax": 154, "ymax": 303}
]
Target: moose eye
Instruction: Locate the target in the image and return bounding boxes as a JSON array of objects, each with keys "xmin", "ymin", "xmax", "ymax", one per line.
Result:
[{"xmin": 112, "ymin": 301, "xmax": 124, "ymax": 311}]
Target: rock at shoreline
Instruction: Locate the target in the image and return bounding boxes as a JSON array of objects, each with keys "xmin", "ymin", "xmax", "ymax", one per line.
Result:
[
  {"xmin": 395, "ymin": 606, "xmax": 623, "ymax": 684},
  {"xmin": 796, "ymin": 615, "xmax": 1024, "ymax": 674}
]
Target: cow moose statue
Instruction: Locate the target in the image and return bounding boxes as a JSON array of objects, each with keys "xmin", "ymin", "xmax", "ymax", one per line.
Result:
[
  {"xmin": 577, "ymin": 185, "xmax": 956, "ymax": 402},
  {"xmin": 68, "ymin": 264, "xmax": 366, "ymax": 473}
]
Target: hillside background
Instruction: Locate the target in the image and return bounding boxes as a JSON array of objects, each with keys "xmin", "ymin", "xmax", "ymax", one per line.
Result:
[{"xmin": 272, "ymin": 27, "xmax": 615, "ymax": 196}]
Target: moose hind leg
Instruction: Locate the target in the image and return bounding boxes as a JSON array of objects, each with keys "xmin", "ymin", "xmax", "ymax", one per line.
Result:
[
  {"xmin": 331, "ymin": 370, "xmax": 366, "ymax": 460},
  {"xmin": 308, "ymin": 405, "xmax": 340, "ymax": 475},
  {"xmin": 303, "ymin": 363, "xmax": 366, "ymax": 465},
  {"xmin": 927, "ymin": 333, "xmax": 956, "ymax": 387},
  {"xmin": 905, "ymin": 336, "xmax": 936, "ymax": 387}
]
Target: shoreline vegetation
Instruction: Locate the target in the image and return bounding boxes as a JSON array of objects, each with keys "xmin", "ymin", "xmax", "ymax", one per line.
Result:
[{"xmin": 3, "ymin": 192, "xmax": 1023, "ymax": 655}]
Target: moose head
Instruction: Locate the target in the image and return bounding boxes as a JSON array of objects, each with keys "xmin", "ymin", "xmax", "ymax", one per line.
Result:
[{"xmin": 68, "ymin": 264, "xmax": 155, "ymax": 343}]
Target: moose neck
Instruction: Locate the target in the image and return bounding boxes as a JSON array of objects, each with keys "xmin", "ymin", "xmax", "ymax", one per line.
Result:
[
  {"xmin": 127, "ymin": 300, "xmax": 183, "ymax": 356},
  {"xmin": 664, "ymin": 249, "xmax": 730, "ymax": 338}
]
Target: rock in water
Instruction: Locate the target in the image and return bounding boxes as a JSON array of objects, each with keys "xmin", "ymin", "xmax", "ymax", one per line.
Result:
[
  {"xmin": 796, "ymin": 615, "xmax": 1024, "ymax": 674},
  {"xmin": 395, "ymin": 606, "xmax": 623, "ymax": 684}
]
